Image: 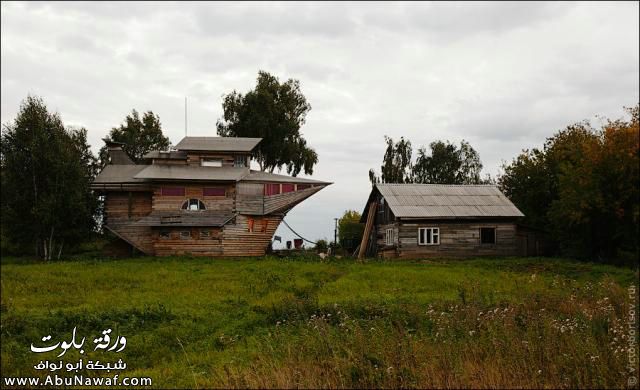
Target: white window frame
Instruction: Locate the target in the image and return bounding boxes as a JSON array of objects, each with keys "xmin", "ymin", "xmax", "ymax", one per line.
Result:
[
  {"xmin": 201, "ymin": 158, "xmax": 223, "ymax": 167},
  {"xmin": 418, "ymin": 227, "xmax": 440, "ymax": 246},
  {"xmin": 385, "ymin": 228, "xmax": 394, "ymax": 246}
]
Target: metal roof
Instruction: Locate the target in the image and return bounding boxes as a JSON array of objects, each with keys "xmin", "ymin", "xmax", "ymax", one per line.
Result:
[
  {"xmin": 130, "ymin": 211, "xmax": 235, "ymax": 227},
  {"xmin": 174, "ymin": 136, "xmax": 262, "ymax": 152},
  {"xmin": 373, "ymin": 184, "xmax": 524, "ymax": 219},
  {"xmin": 241, "ymin": 170, "xmax": 332, "ymax": 185},
  {"xmin": 94, "ymin": 165, "xmax": 148, "ymax": 183},
  {"xmin": 134, "ymin": 165, "xmax": 249, "ymax": 181}
]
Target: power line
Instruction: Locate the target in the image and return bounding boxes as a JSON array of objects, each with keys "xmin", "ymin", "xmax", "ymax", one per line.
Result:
[{"xmin": 280, "ymin": 218, "xmax": 317, "ymax": 245}]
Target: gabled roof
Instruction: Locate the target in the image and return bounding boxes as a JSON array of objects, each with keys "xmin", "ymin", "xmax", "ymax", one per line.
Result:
[
  {"xmin": 134, "ymin": 165, "xmax": 249, "ymax": 181},
  {"xmin": 362, "ymin": 184, "xmax": 524, "ymax": 220},
  {"xmin": 174, "ymin": 136, "xmax": 262, "ymax": 152},
  {"xmin": 241, "ymin": 170, "xmax": 332, "ymax": 185}
]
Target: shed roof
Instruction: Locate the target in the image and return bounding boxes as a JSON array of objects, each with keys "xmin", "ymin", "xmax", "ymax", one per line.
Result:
[
  {"xmin": 363, "ymin": 184, "xmax": 524, "ymax": 220},
  {"xmin": 174, "ymin": 136, "xmax": 262, "ymax": 152},
  {"xmin": 134, "ymin": 165, "xmax": 249, "ymax": 181},
  {"xmin": 94, "ymin": 165, "xmax": 148, "ymax": 183}
]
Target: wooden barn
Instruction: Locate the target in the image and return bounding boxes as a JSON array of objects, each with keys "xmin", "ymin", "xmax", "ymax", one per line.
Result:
[
  {"xmin": 92, "ymin": 137, "xmax": 330, "ymax": 256},
  {"xmin": 358, "ymin": 183, "xmax": 534, "ymax": 259}
]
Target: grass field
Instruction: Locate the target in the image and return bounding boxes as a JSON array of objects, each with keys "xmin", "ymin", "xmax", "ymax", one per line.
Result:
[{"xmin": 1, "ymin": 256, "xmax": 638, "ymax": 388}]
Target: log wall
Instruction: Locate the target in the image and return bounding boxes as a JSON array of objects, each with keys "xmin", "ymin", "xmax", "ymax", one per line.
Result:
[{"xmin": 380, "ymin": 220, "xmax": 519, "ymax": 259}]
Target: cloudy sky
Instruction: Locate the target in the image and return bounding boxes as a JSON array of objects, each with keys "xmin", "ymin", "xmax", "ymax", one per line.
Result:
[{"xmin": 2, "ymin": 1, "xmax": 638, "ymax": 247}]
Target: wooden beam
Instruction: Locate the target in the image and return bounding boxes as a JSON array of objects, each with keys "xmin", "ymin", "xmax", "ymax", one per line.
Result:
[{"xmin": 358, "ymin": 201, "xmax": 377, "ymax": 260}]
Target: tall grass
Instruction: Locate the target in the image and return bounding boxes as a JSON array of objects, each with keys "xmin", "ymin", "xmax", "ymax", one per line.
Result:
[{"xmin": 1, "ymin": 256, "xmax": 637, "ymax": 388}]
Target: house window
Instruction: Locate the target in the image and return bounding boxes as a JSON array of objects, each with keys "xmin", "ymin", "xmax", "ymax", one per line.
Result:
[
  {"xmin": 418, "ymin": 227, "xmax": 439, "ymax": 245},
  {"xmin": 264, "ymin": 183, "xmax": 280, "ymax": 196},
  {"xmin": 203, "ymin": 187, "xmax": 226, "ymax": 197},
  {"xmin": 200, "ymin": 230, "xmax": 210, "ymax": 239},
  {"xmin": 297, "ymin": 184, "xmax": 311, "ymax": 191},
  {"xmin": 201, "ymin": 158, "xmax": 223, "ymax": 167},
  {"xmin": 159, "ymin": 231, "xmax": 171, "ymax": 240},
  {"xmin": 480, "ymin": 227, "xmax": 496, "ymax": 244},
  {"xmin": 385, "ymin": 228, "xmax": 394, "ymax": 245},
  {"xmin": 161, "ymin": 187, "xmax": 185, "ymax": 196},
  {"xmin": 234, "ymin": 155, "xmax": 246, "ymax": 167},
  {"xmin": 181, "ymin": 199, "xmax": 206, "ymax": 211},
  {"xmin": 180, "ymin": 231, "xmax": 191, "ymax": 240},
  {"xmin": 282, "ymin": 184, "xmax": 295, "ymax": 193}
]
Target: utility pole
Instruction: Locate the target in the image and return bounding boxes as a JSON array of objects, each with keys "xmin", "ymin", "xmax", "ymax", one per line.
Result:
[{"xmin": 334, "ymin": 218, "xmax": 339, "ymax": 249}]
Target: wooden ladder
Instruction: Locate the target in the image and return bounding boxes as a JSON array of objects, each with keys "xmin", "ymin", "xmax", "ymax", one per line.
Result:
[{"xmin": 357, "ymin": 201, "xmax": 377, "ymax": 260}]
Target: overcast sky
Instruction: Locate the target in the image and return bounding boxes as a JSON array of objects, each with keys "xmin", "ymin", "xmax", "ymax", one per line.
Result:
[{"xmin": 2, "ymin": 1, "xmax": 639, "ymax": 247}]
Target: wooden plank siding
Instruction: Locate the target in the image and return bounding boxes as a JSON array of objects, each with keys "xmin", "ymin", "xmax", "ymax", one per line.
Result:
[
  {"xmin": 221, "ymin": 214, "xmax": 283, "ymax": 256},
  {"xmin": 152, "ymin": 184, "xmax": 235, "ymax": 212},
  {"xmin": 153, "ymin": 227, "xmax": 223, "ymax": 256},
  {"xmin": 377, "ymin": 220, "xmax": 518, "ymax": 259}
]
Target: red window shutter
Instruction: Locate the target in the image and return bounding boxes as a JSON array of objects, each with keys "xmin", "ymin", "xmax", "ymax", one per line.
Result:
[
  {"xmin": 264, "ymin": 183, "xmax": 281, "ymax": 196},
  {"xmin": 203, "ymin": 187, "xmax": 226, "ymax": 196},
  {"xmin": 282, "ymin": 184, "xmax": 295, "ymax": 193},
  {"xmin": 248, "ymin": 218, "xmax": 254, "ymax": 232},
  {"xmin": 161, "ymin": 187, "xmax": 185, "ymax": 196},
  {"xmin": 261, "ymin": 219, "xmax": 268, "ymax": 232}
]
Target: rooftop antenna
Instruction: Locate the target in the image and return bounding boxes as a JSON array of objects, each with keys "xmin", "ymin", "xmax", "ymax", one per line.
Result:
[{"xmin": 184, "ymin": 97, "xmax": 188, "ymax": 137}]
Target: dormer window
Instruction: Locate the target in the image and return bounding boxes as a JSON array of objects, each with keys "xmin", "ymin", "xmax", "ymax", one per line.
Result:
[
  {"xmin": 201, "ymin": 158, "xmax": 222, "ymax": 167},
  {"xmin": 234, "ymin": 155, "xmax": 246, "ymax": 168},
  {"xmin": 182, "ymin": 199, "xmax": 206, "ymax": 211}
]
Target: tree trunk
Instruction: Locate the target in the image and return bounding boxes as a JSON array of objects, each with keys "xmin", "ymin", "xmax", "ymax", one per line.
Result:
[{"xmin": 57, "ymin": 242, "xmax": 64, "ymax": 260}]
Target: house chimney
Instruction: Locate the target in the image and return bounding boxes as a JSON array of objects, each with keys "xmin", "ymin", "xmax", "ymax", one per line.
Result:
[{"xmin": 103, "ymin": 139, "xmax": 134, "ymax": 165}]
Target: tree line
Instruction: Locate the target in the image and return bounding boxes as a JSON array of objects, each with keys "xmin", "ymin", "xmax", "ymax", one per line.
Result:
[{"xmin": 368, "ymin": 137, "xmax": 488, "ymax": 185}]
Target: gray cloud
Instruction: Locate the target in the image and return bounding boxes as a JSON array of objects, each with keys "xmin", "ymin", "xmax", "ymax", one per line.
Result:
[{"xmin": 2, "ymin": 1, "xmax": 638, "ymax": 245}]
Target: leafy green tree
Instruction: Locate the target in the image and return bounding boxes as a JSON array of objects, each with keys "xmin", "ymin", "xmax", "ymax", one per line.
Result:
[
  {"xmin": 338, "ymin": 210, "xmax": 364, "ymax": 251},
  {"xmin": 412, "ymin": 140, "xmax": 483, "ymax": 184},
  {"xmin": 369, "ymin": 136, "xmax": 413, "ymax": 184},
  {"xmin": 217, "ymin": 71, "xmax": 318, "ymax": 176},
  {"xmin": 500, "ymin": 104, "xmax": 639, "ymax": 260},
  {"xmin": 1, "ymin": 96, "xmax": 99, "ymax": 260},
  {"xmin": 314, "ymin": 239, "xmax": 329, "ymax": 253},
  {"xmin": 99, "ymin": 109, "xmax": 170, "ymax": 166}
]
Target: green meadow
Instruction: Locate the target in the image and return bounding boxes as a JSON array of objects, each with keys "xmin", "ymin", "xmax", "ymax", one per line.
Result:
[{"xmin": 1, "ymin": 256, "xmax": 638, "ymax": 388}]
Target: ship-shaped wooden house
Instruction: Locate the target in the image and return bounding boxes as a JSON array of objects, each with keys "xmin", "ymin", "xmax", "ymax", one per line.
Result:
[{"xmin": 92, "ymin": 137, "xmax": 330, "ymax": 256}]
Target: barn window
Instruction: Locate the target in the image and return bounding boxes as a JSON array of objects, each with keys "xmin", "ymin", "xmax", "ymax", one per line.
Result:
[
  {"xmin": 297, "ymin": 184, "xmax": 311, "ymax": 191},
  {"xmin": 161, "ymin": 187, "xmax": 185, "ymax": 196},
  {"xmin": 480, "ymin": 227, "xmax": 496, "ymax": 244},
  {"xmin": 203, "ymin": 187, "xmax": 226, "ymax": 197},
  {"xmin": 385, "ymin": 228, "xmax": 394, "ymax": 245},
  {"xmin": 180, "ymin": 231, "xmax": 191, "ymax": 240},
  {"xmin": 159, "ymin": 231, "xmax": 171, "ymax": 240},
  {"xmin": 234, "ymin": 155, "xmax": 246, "ymax": 167},
  {"xmin": 418, "ymin": 227, "xmax": 439, "ymax": 245},
  {"xmin": 182, "ymin": 199, "xmax": 206, "ymax": 211},
  {"xmin": 201, "ymin": 158, "xmax": 223, "ymax": 167},
  {"xmin": 200, "ymin": 230, "xmax": 210, "ymax": 239}
]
